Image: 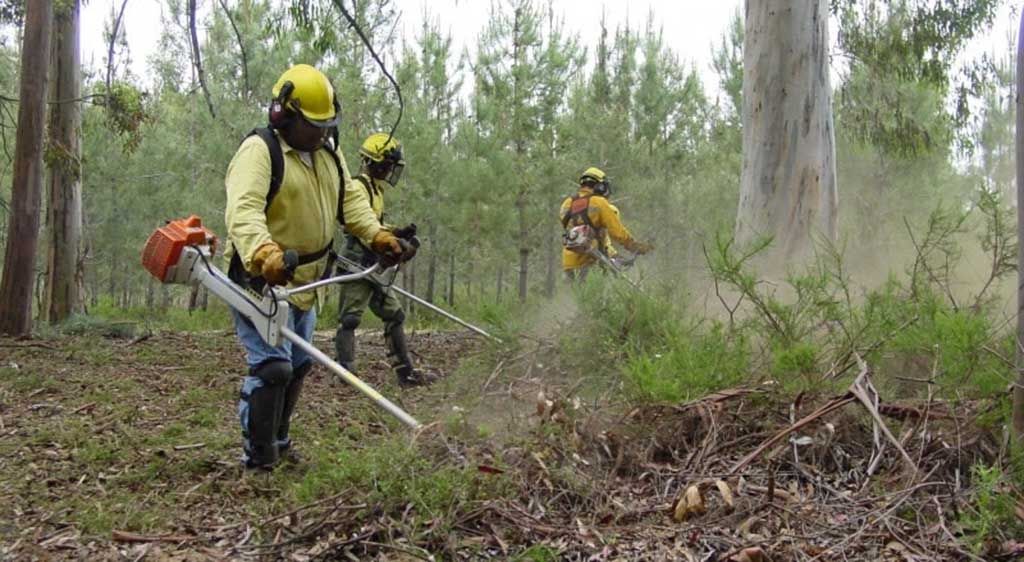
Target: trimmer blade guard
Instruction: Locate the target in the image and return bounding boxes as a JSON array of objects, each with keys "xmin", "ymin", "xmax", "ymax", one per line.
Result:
[{"xmin": 142, "ymin": 215, "xmax": 217, "ymax": 282}]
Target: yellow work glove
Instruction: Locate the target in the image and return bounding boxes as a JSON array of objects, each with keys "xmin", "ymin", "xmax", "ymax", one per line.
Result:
[
  {"xmin": 252, "ymin": 242, "xmax": 290, "ymax": 286},
  {"xmin": 630, "ymin": 240, "xmax": 654, "ymax": 255},
  {"xmin": 370, "ymin": 230, "xmax": 404, "ymax": 257}
]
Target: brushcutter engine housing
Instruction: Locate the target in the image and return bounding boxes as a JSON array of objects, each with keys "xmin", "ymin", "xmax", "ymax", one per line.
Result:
[
  {"xmin": 142, "ymin": 215, "xmax": 218, "ymax": 284},
  {"xmin": 563, "ymin": 224, "xmax": 595, "ymax": 254}
]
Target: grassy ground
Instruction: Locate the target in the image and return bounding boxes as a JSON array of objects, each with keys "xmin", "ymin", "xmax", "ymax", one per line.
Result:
[{"xmin": 1, "ymin": 285, "xmax": 1022, "ymax": 560}]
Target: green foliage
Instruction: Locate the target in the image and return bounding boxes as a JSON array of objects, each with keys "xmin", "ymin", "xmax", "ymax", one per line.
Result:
[
  {"xmin": 95, "ymin": 80, "xmax": 154, "ymax": 154},
  {"xmin": 711, "ymin": 8, "xmax": 743, "ymax": 120},
  {"xmin": 702, "ymin": 198, "xmax": 1017, "ymax": 399},
  {"xmin": 834, "ymin": 0, "xmax": 1001, "ymax": 154},
  {"xmin": 514, "ymin": 545, "xmax": 562, "ymax": 562},
  {"xmin": 960, "ymin": 463, "xmax": 1024, "ymax": 554},
  {"xmin": 565, "ymin": 276, "xmax": 749, "ymax": 403}
]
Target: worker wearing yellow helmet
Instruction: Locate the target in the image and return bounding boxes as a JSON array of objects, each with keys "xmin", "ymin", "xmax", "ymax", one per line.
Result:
[
  {"xmin": 224, "ymin": 64, "xmax": 405, "ymax": 471},
  {"xmin": 334, "ymin": 132, "xmax": 435, "ymax": 388},
  {"xmin": 560, "ymin": 167, "xmax": 652, "ymax": 280}
]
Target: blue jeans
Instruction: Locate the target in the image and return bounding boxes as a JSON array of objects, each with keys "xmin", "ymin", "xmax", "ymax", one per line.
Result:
[{"xmin": 233, "ymin": 307, "xmax": 316, "ymax": 457}]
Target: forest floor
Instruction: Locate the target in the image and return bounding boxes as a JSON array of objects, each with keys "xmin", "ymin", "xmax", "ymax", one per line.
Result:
[{"xmin": 1, "ymin": 326, "xmax": 1023, "ymax": 561}]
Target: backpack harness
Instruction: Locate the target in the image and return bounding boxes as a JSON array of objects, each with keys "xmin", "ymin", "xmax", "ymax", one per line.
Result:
[{"xmin": 561, "ymin": 194, "xmax": 604, "ymax": 255}]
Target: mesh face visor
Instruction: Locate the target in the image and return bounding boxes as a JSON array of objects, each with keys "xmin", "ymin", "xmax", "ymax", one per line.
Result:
[{"xmin": 387, "ymin": 161, "xmax": 405, "ymax": 185}]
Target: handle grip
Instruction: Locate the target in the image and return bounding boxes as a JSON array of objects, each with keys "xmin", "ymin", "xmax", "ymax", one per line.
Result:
[{"xmin": 283, "ymin": 249, "xmax": 299, "ymax": 280}]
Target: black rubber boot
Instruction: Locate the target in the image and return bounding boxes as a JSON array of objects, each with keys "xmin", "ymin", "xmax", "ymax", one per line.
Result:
[{"xmin": 385, "ymin": 321, "xmax": 437, "ymax": 388}]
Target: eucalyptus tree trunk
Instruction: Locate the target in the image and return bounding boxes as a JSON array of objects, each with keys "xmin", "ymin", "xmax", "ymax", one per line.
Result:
[
  {"xmin": 0, "ymin": 0, "xmax": 54, "ymax": 336},
  {"xmin": 1013, "ymin": 7, "xmax": 1024, "ymax": 444},
  {"xmin": 44, "ymin": 0, "xmax": 83, "ymax": 323},
  {"xmin": 735, "ymin": 0, "xmax": 837, "ymax": 258}
]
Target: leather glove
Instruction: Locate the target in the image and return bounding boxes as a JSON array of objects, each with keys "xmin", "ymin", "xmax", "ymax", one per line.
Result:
[
  {"xmin": 630, "ymin": 240, "xmax": 654, "ymax": 255},
  {"xmin": 370, "ymin": 230, "xmax": 404, "ymax": 256},
  {"xmin": 252, "ymin": 242, "xmax": 291, "ymax": 286}
]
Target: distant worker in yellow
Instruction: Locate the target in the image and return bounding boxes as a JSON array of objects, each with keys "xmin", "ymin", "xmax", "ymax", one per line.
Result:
[{"xmin": 559, "ymin": 167, "xmax": 652, "ymax": 280}]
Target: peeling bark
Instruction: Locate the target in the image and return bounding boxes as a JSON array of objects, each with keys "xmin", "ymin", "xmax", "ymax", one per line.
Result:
[{"xmin": 736, "ymin": 0, "xmax": 837, "ymax": 259}]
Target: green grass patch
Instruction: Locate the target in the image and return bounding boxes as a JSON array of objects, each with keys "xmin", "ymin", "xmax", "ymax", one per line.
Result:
[{"xmin": 562, "ymin": 276, "xmax": 751, "ymax": 404}]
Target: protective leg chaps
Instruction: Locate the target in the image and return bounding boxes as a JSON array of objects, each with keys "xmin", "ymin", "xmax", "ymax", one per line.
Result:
[{"xmin": 239, "ymin": 360, "xmax": 292, "ymax": 468}]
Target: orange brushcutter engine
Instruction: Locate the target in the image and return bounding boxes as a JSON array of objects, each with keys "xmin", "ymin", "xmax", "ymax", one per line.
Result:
[{"xmin": 141, "ymin": 215, "xmax": 218, "ymax": 283}]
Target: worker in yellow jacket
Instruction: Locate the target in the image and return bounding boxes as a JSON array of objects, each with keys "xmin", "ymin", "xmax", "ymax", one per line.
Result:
[
  {"xmin": 560, "ymin": 167, "xmax": 652, "ymax": 280},
  {"xmin": 334, "ymin": 133, "xmax": 435, "ymax": 388},
  {"xmin": 223, "ymin": 65, "xmax": 409, "ymax": 471}
]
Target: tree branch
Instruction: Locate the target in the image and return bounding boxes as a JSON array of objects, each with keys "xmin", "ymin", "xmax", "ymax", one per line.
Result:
[
  {"xmin": 105, "ymin": 0, "xmax": 128, "ymax": 91},
  {"xmin": 188, "ymin": 0, "xmax": 217, "ymax": 119},
  {"xmin": 216, "ymin": 0, "xmax": 251, "ymax": 100}
]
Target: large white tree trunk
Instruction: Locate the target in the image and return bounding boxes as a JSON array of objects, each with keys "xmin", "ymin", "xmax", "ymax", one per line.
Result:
[
  {"xmin": 736, "ymin": 0, "xmax": 838, "ymax": 258},
  {"xmin": 44, "ymin": 0, "xmax": 83, "ymax": 323}
]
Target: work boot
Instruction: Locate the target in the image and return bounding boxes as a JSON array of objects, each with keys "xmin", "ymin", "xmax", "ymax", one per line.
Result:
[
  {"xmin": 277, "ymin": 439, "xmax": 304, "ymax": 465},
  {"xmin": 395, "ymin": 365, "xmax": 439, "ymax": 388},
  {"xmin": 335, "ymin": 315, "xmax": 360, "ymax": 372},
  {"xmin": 385, "ymin": 321, "xmax": 437, "ymax": 388}
]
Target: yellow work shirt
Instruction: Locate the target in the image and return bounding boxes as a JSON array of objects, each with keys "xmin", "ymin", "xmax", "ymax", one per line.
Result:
[
  {"xmin": 342, "ymin": 173, "xmax": 391, "ymax": 248},
  {"xmin": 224, "ymin": 131, "xmax": 351, "ymax": 310}
]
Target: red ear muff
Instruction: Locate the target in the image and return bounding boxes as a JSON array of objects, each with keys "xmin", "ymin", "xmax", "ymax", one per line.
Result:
[{"xmin": 268, "ymin": 81, "xmax": 296, "ymax": 129}]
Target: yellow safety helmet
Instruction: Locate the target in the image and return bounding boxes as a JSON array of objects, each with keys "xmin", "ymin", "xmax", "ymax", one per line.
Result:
[
  {"xmin": 359, "ymin": 132, "xmax": 404, "ymax": 163},
  {"xmin": 270, "ymin": 64, "xmax": 339, "ymax": 128},
  {"xmin": 579, "ymin": 167, "xmax": 606, "ymax": 184},
  {"xmin": 360, "ymin": 132, "xmax": 406, "ymax": 185},
  {"xmin": 579, "ymin": 166, "xmax": 611, "ymax": 196}
]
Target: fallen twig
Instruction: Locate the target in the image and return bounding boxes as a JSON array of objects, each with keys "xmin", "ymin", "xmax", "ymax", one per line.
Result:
[
  {"xmin": 850, "ymin": 356, "xmax": 918, "ymax": 477},
  {"xmin": 111, "ymin": 530, "xmax": 195, "ymax": 544}
]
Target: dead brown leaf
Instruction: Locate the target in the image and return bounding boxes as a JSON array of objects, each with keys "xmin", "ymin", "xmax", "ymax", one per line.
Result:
[
  {"xmin": 715, "ymin": 479, "xmax": 734, "ymax": 511},
  {"xmin": 674, "ymin": 485, "xmax": 705, "ymax": 522}
]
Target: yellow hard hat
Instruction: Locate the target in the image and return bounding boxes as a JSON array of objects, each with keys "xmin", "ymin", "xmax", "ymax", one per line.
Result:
[
  {"xmin": 579, "ymin": 166, "xmax": 611, "ymax": 196},
  {"xmin": 579, "ymin": 167, "xmax": 606, "ymax": 184},
  {"xmin": 271, "ymin": 64, "xmax": 338, "ymax": 127},
  {"xmin": 360, "ymin": 132, "xmax": 406, "ymax": 186},
  {"xmin": 359, "ymin": 132, "xmax": 405, "ymax": 164}
]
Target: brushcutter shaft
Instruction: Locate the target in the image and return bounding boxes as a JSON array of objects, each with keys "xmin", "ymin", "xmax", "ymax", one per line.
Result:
[
  {"xmin": 281, "ymin": 327, "xmax": 421, "ymax": 429},
  {"xmin": 335, "ymin": 255, "xmax": 502, "ymax": 343},
  {"xmin": 388, "ymin": 284, "xmax": 501, "ymax": 342}
]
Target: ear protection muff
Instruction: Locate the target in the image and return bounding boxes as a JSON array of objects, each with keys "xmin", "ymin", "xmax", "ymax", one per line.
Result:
[{"xmin": 268, "ymin": 81, "xmax": 296, "ymax": 129}]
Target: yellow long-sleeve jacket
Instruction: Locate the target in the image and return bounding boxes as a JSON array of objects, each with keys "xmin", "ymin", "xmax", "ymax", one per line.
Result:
[
  {"xmin": 342, "ymin": 172, "xmax": 391, "ymax": 248},
  {"xmin": 224, "ymin": 132, "xmax": 351, "ymax": 310},
  {"xmin": 560, "ymin": 187, "xmax": 642, "ymax": 271}
]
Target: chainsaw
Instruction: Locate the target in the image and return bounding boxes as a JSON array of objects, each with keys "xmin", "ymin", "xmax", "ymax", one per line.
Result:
[{"xmin": 141, "ymin": 216, "xmax": 421, "ymax": 429}]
